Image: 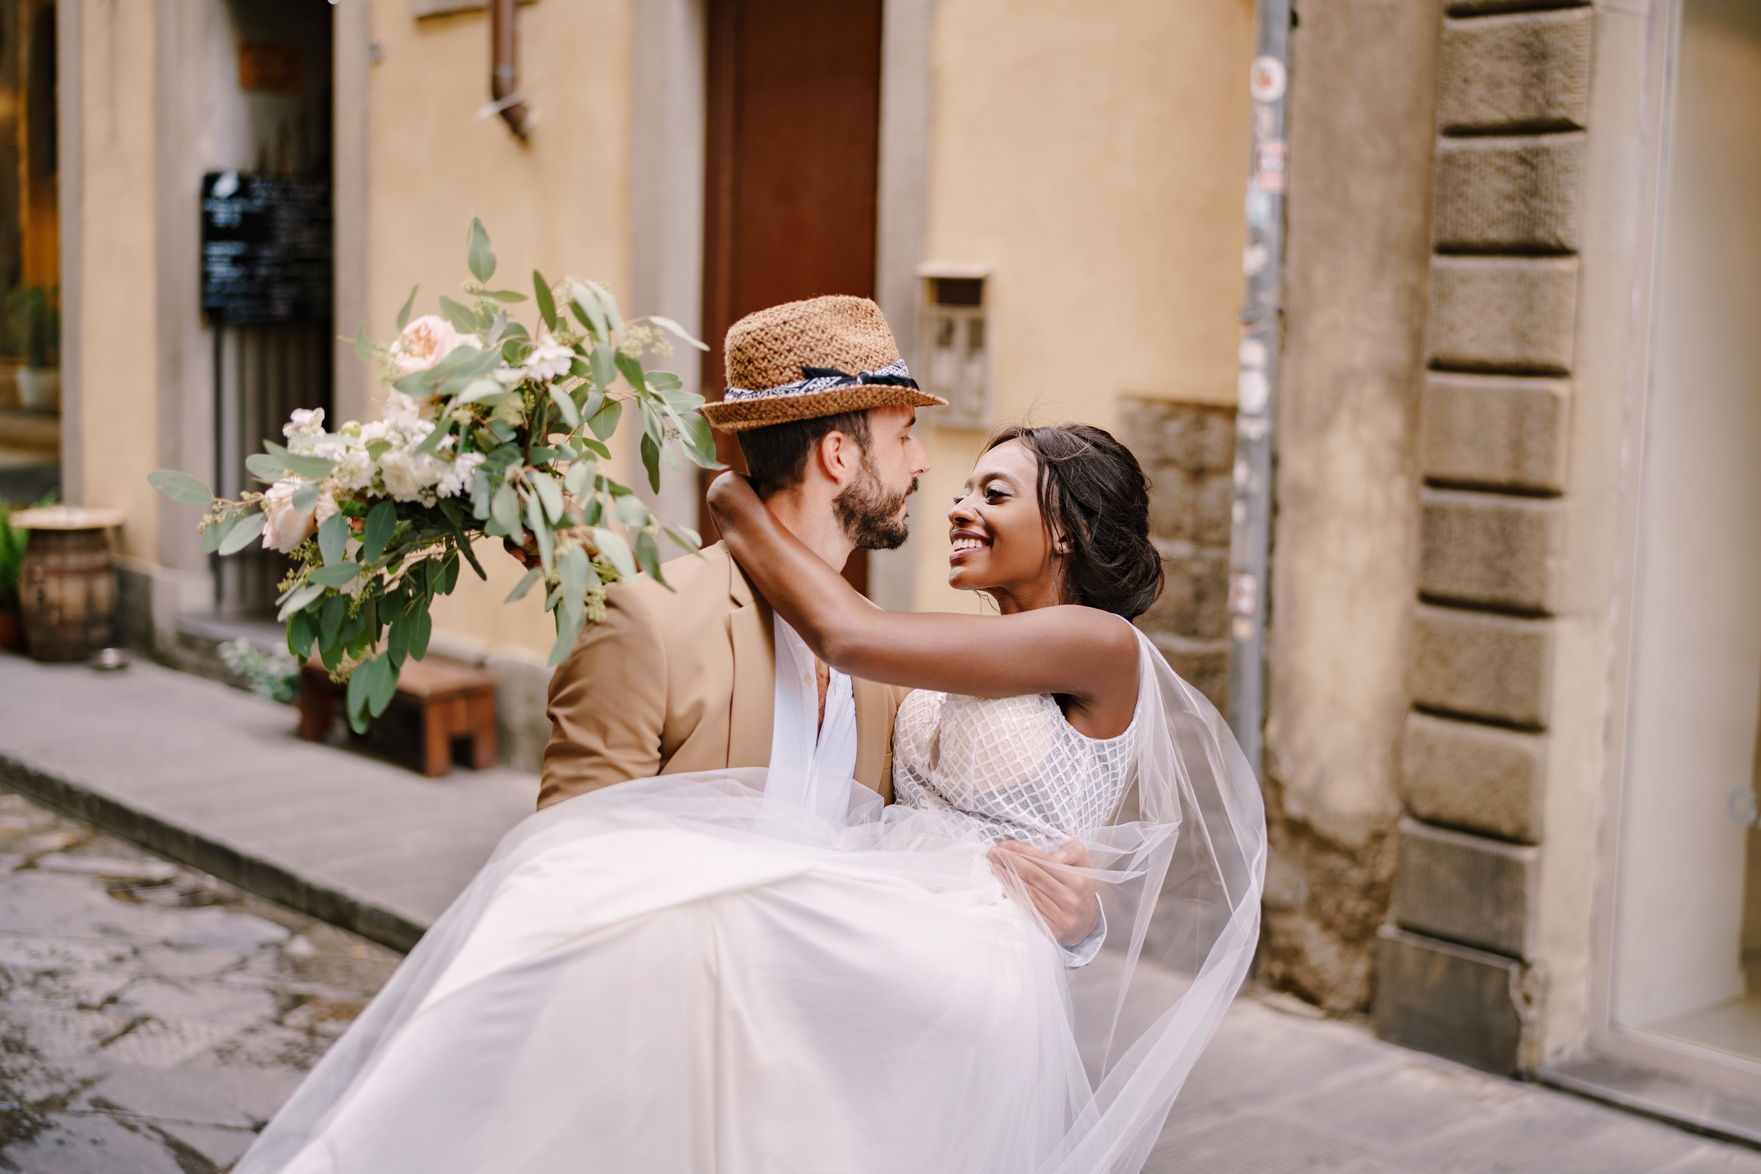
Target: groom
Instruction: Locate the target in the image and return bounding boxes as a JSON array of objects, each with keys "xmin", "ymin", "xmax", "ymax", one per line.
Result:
[
  {"xmin": 539, "ymin": 295, "xmax": 939, "ymax": 810},
  {"xmin": 537, "ymin": 295, "xmax": 1103, "ymax": 956}
]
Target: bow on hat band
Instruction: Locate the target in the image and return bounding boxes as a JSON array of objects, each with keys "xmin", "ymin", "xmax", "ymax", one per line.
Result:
[{"xmin": 724, "ymin": 358, "xmax": 918, "ymax": 402}]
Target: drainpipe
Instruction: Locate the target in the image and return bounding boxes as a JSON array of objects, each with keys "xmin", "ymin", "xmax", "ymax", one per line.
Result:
[
  {"xmin": 1226, "ymin": 0, "xmax": 1292, "ymax": 780},
  {"xmin": 490, "ymin": 0, "xmax": 530, "ymax": 139}
]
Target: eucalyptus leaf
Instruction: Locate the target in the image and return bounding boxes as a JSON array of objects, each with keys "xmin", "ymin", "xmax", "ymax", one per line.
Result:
[
  {"xmin": 549, "ymin": 608, "xmax": 586, "ymax": 666},
  {"xmin": 534, "ymin": 270, "xmax": 557, "ymax": 330},
  {"xmin": 467, "ymin": 217, "xmax": 496, "ymax": 283},
  {"xmin": 362, "ymin": 501, "xmax": 397, "ymax": 563},
  {"xmin": 531, "ymin": 471, "xmax": 565, "ymax": 523},
  {"xmin": 319, "ymin": 512, "xmax": 349, "ymax": 566},
  {"xmin": 640, "ymin": 433, "xmax": 662, "ymax": 493},
  {"xmin": 277, "ymin": 582, "xmax": 325, "ymax": 622},
  {"xmin": 263, "ymin": 443, "xmax": 337, "ymax": 480},
  {"xmin": 388, "ymin": 615, "xmax": 409, "ymax": 667},
  {"xmin": 589, "ymin": 345, "xmax": 616, "ymax": 391},
  {"xmin": 308, "ymin": 563, "xmax": 359, "ymax": 589},
  {"xmin": 615, "ymin": 495, "xmax": 649, "ymax": 528},
  {"xmin": 491, "ymin": 482, "xmax": 522, "ymax": 537},
  {"xmin": 647, "ymin": 316, "xmax": 708, "ymax": 351},
  {"xmin": 438, "ymin": 295, "xmax": 478, "ymax": 335},
  {"xmin": 148, "ymin": 469, "xmax": 216, "ymax": 507},
  {"xmin": 218, "ymin": 511, "xmax": 267, "ymax": 556},
  {"xmin": 663, "ymin": 521, "xmax": 703, "ymax": 554},
  {"xmin": 346, "ymin": 659, "xmax": 372, "ymax": 732},
  {"xmin": 570, "ymin": 283, "xmax": 608, "ymax": 340},
  {"xmin": 367, "ymin": 654, "xmax": 399, "ymax": 716},
  {"xmin": 410, "ymin": 608, "xmax": 432, "ymax": 660},
  {"xmin": 636, "ymin": 529, "xmax": 668, "ymax": 588},
  {"xmin": 547, "ymin": 383, "xmax": 581, "ymax": 429},
  {"xmin": 527, "ymin": 491, "xmax": 554, "ymax": 574},
  {"xmin": 456, "ymin": 379, "xmax": 506, "ymax": 405},
  {"xmin": 593, "ymin": 526, "xmax": 637, "ymax": 581},
  {"xmin": 615, "ymin": 350, "xmax": 647, "ymax": 393},
  {"xmin": 597, "ymin": 286, "xmax": 624, "ymax": 335},
  {"xmin": 505, "ymin": 567, "xmax": 542, "ymax": 603},
  {"xmin": 392, "ymin": 286, "xmax": 415, "ymax": 332},
  {"xmin": 289, "ymin": 607, "xmax": 318, "ymax": 659},
  {"xmin": 577, "ymin": 436, "xmax": 613, "ymax": 460},
  {"xmin": 292, "ymin": 481, "xmax": 321, "ymax": 516},
  {"xmin": 646, "ymin": 371, "xmax": 684, "ymax": 392},
  {"xmin": 489, "ymin": 289, "xmax": 528, "ymax": 302},
  {"xmin": 245, "ymin": 454, "xmax": 285, "ymax": 483},
  {"xmin": 588, "ymin": 398, "xmax": 621, "ymax": 441},
  {"xmin": 353, "ymin": 324, "xmax": 375, "ymax": 361},
  {"xmin": 202, "ymin": 513, "xmax": 239, "ymax": 553},
  {"xmin": 437, "ymin": 554, "xmax": 460, "ymax": 595},
  {"xmin": 563, "ymin": 458, "xmax": 596, "ymax": 497}
]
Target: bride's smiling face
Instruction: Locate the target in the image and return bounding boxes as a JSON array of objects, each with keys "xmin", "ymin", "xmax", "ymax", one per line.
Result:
[{"xmin": 947, "ymin": 440, "xmax": 1060, "ymax": 609}]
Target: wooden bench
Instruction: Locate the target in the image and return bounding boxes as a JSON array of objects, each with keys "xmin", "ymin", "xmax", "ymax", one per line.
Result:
[{"xmin": 299, "ymin": 656, "xmax": 498, "ymax": 778}]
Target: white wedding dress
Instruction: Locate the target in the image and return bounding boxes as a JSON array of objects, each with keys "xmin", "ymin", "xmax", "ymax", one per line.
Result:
[{"xmin": 239, "ymin": 631, "xmax": 1263, "ymax": 1174}]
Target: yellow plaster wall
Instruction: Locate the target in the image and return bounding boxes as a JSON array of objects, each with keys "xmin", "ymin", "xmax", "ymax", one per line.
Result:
[
  {"xmin": 77, "ymin": 0, "xmax": 159, "ymax": 558},
  {"xmin": 912, "ymin": 0, "xmax": 1253, "ymax": 612},
  {"xmin": 364, "ymin": 0, "xmax": 634, "ymax": 656}
]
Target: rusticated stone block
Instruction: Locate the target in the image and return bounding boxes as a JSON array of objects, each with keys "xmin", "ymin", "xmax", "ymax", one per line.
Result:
[
  {"xmin": 1392, "ymin": 818, "xmax": 1538, "ymax": 958},
  {"xmin": 1148, "ymin": 467, "xmax": 1233, "ymax": 548},
  {"xmin": 1438, "ymin": 8, "xmax": 1592, "ymax": 134},
  {"xmin": 1374, "ymin": 925, "xmax": 1530, "ymax": 1074},
  {"xmin": 1117, "ymin": 399, "xmax": 1235, "ymax": 474},
  {"xmin": 1418, "ymin": 488, "xmax": 1562, "ymax": 614},
  {"xmin": 1428, "ymin": 256, "xmax": 1578, "ymax": 375},
  {"xmin": 1140, "ymin": 545, "xmax": 1229, "ymax": 641},
  {"xmin": 1410, "ymin": 605, "xmax": 1553, "ymax": 728},
  {"xmin": 1402, "ymin": 712, "xmax": 1545, "ymax": 843},
  {"xmin": 1420, "ymin": 372, "xmax": 1570, "ymax": 493},
  {"xmin": 1433, "ymin": 134, "xmax": 1586, "ymax": 253}
]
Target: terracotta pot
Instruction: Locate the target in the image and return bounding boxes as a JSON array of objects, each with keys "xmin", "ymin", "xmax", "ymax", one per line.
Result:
[{"xmin": 0, "ymin": 608, "xmax": 20, "ymax": 652}]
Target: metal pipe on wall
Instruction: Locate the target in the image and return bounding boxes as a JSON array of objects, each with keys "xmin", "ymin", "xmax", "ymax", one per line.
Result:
[
  {"xmin": 1226, "ymin": 0, "xmax": 1292, "ymax": 779},
  {"xmin": 491, "ymin": 0, "xmax": 531, "ymax": 139}
]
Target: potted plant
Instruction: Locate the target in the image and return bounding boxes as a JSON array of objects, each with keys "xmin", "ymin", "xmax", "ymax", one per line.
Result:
[
  {"xmin": 7, "ymin": 285, "xmax": 58, "ymax": 412},
  {"xmin": 0, "ymin": 502, "xmax": 24, "ymax": 652}
]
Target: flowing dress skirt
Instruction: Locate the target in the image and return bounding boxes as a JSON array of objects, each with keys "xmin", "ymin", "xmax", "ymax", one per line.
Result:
[{"xmin": 243, "ymin": 771, "xmax": 1086, "ymax": 1174}]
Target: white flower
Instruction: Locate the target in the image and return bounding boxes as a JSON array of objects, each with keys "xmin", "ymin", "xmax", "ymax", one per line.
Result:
[
  {"xmin": 261, "ymin": 479, "xmax": 316, "ymax": 553},
  {"xmin": 282, "ymin": 408, "xmax": 327, "ymax": 454},
  {"xmin": 378, "ymin": 451, "xmax": 426, "ymax": 502},
  {"xmin": 330, "ymin": 446, "xmax": 372, "ymax": 491},
  {"xmin": 315, "ymin": 486, "xmax": 340, "ymax": 524},
  {"xmin": 526, "ymin": 330, "xmax": 575, "ymax": 382},
  {"xmin": 390, "ymin": 315, "xmax": 478, "ymax": 377},
  {"xmin": 437, "ymin": 451, "xmax": 486, "ymax": 499}
]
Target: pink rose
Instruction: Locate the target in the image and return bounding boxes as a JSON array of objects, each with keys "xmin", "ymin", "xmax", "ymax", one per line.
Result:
[
  {"xmin": 261, "ymin": 479, "xmax": 316, "ymax": 553},
  {"xmin": 390, "ymin": 315, "xmax": 480, "ymax": 377}
]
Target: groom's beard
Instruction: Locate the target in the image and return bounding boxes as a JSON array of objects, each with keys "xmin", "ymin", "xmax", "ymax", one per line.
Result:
[{"xmin": 835, "ymin": 458, "xmax": 917, "ymax": 551}]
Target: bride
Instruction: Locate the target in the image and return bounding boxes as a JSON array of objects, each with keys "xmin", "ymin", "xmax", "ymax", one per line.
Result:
[{"xmin": 238, "ymin": 424, "xmax": 1265, "ymax": 1174}]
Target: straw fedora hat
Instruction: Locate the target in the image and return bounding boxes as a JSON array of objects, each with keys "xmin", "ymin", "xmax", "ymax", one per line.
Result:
[{"xmin": 700, "ymin": 295, "xmax": 946, "ymax": 432}]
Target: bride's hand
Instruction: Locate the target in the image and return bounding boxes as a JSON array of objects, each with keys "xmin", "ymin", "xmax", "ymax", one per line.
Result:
[
  {"xmin": 705, "ymin": 470, "xmax": 762, "ymax": 533},
  {"xmin": 990, "ymin": 840, "xmax": 1101, "ymax": 947}
]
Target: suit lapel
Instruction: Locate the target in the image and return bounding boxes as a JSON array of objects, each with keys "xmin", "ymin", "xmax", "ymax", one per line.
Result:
[{"xmin": 725, "ymin": 554, "xmax": 775, "ymax": 768}]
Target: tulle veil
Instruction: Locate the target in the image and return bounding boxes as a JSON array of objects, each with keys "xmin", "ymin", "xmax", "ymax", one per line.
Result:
[{"xmin": 237, "ymin": 630, "xmax": 1265, "ymax": 1174}]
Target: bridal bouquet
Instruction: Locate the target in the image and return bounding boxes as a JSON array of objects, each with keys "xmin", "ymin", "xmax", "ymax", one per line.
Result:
[{"xmin": 151, "ymin": 219, "xmax": 719, "ymax": 733}]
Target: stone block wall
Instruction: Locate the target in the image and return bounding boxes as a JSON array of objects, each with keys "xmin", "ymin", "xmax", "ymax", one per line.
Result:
[
  {"xmin": 1119, "ymin": 398, "xmax": 1234, "ymax": 715},
  {"xmin": 1373, "ymin": 0, "xmax": 1591, "ymax": 1075}
]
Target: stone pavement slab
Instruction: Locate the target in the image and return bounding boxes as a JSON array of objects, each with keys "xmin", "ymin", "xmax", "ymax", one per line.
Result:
[{"xmin": 0, "ymin": 650, "xmax": 537, "ymax": 951}]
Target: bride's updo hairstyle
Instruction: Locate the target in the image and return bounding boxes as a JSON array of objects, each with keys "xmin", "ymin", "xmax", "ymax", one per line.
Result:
[{"xmin": 986, "ymin": 424, "xmax": 1164, "ymax": 620}]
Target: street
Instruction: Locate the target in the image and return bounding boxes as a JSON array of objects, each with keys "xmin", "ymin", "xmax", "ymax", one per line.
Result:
[{"xmin": 0, "ymin": 790, "xmax": 396, "ymax": 1173}]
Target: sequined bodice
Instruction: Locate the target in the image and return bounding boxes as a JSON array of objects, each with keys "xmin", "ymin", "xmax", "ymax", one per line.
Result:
[{"xmin": 890, "ymin": 690, "xmax": 1137, "ymax": 848}]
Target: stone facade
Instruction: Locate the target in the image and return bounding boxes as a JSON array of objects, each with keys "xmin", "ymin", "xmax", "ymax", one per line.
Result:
[
  {"xmin": 1119, "ymin": 398, "xmax": 1234, "ymax": 716},
  {"xmin": 1374, "ymin": 0, "xmax": 1592, "ymax": 1075}
]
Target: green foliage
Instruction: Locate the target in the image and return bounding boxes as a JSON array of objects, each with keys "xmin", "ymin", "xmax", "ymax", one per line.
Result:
[
  {"xmin": 218, "ymin": 638, "xmax": 299, "ymax": 705},
  {"xmin": 0, "ymin": 502, "xmax": 24, "ymax": 611},
  {"xmin": 150, "ymin": 217, "xmax": 725, "ymax": 738},
  {"xmin": 5, "ymin": 285, "xmax": 57, "ymax": 369}
]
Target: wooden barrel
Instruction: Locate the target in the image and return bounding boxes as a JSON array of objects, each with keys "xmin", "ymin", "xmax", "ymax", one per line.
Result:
[{"xmin": 15, "ymin": 508, "xmax": 123, "ymax": 662}]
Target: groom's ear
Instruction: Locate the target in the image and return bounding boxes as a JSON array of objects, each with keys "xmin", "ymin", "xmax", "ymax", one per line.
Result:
[{"xmin": 812, "ymin": 427, "xmax": 863, "ymax": 487}]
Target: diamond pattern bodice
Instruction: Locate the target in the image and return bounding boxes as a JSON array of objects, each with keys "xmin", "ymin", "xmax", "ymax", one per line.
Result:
[{"xmin": 890, "ymin": 690, "xmax": 1137, "ymax": 849}]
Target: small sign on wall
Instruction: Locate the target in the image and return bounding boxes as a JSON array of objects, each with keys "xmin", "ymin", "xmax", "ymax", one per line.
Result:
[{"xmin": 917, "ymin": 263, "xmax": 991, "ymax": 431}]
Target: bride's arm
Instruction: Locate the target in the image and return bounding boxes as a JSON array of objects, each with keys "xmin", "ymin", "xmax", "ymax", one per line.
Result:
[{"xmin": 706, "ymin": 472, "xmax": 1138, "ymax": 704}]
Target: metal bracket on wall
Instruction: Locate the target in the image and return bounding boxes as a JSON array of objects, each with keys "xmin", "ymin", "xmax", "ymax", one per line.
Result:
[{"xmin": 1226, "ymin": 0, "xmax": 1291, "ymax": 779}]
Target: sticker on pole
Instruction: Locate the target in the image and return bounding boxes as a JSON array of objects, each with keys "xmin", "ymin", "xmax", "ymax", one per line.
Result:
[{"xmin": 1249, "ymin": 56, "xmax": 1286, "ymax": 103}]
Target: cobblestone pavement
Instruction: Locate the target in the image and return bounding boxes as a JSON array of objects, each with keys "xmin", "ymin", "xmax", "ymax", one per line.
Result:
[
  {"xmin": 2, "ymin": 789, "xmax": 1760, "ymax": 1173},
  {"xmin": 0, "ymin": 790, "xmax": 397, "ymax": 1173}
]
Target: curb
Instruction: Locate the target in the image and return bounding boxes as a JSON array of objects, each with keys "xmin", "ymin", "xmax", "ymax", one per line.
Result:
[{"xmin": 0, "ymin": 749, "xmax": 427, "ymax": 954}]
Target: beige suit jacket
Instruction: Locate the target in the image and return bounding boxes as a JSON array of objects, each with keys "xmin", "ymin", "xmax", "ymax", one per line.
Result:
[{"xmin": 539, "ymin": 542, "xmax": 907, "ymax": 809}]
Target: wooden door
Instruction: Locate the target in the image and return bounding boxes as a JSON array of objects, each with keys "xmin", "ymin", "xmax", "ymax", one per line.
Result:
[{"xmin": 701, "ymin": 0, "xmax": 884, "ymax": 593}]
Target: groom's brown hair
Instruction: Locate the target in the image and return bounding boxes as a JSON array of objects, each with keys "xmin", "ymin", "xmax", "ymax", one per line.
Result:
[{"xmin": 736, "ymin": 410, "xmax": 873, "ymax": 498}]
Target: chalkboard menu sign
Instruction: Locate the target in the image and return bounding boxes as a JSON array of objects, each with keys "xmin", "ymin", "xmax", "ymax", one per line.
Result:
[{"xmin": 200, "ymin": 171, "xmax": 332, "ymax": 324}]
